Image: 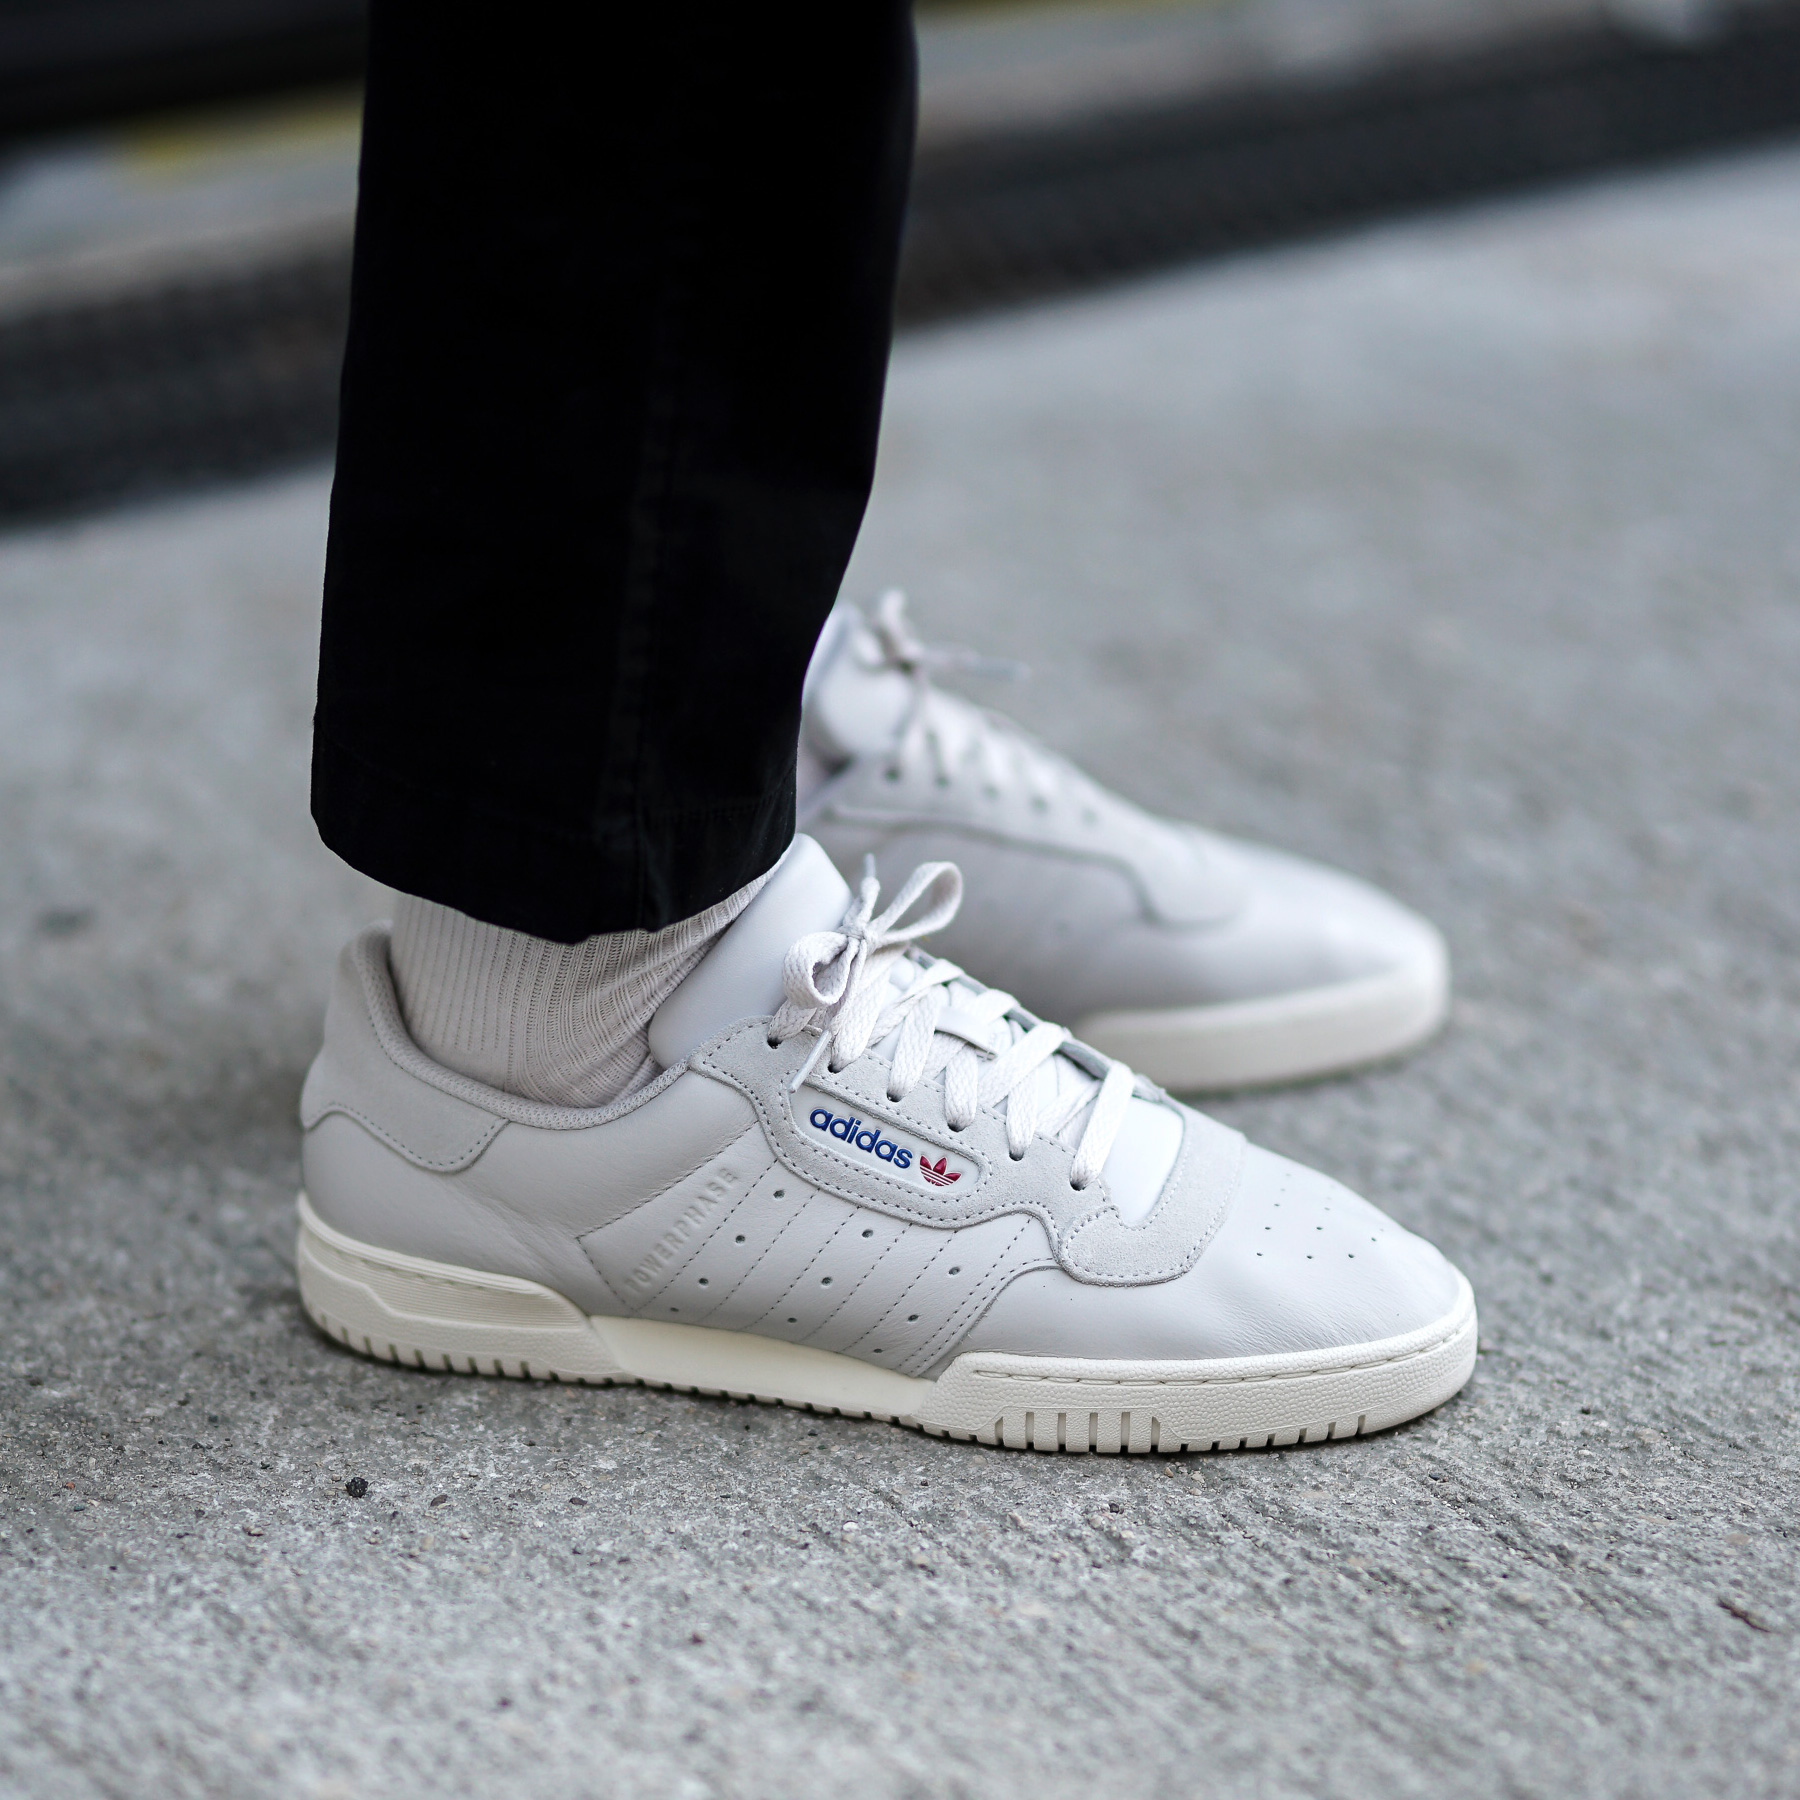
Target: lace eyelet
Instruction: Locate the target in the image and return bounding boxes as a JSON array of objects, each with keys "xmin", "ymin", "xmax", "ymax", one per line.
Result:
[
  {"xmin": 766, "ymin": 1036, "xmax": 780, "ymax": 1050},
  {"xmin": 1008, "ymin": 1152, "xmax": 1025, "ymax": 1163}
]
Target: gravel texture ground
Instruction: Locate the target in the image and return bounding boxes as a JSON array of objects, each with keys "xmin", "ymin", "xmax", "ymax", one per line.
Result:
[{"xmin": 2, "ymin": 143, "xmax": 1799, "ymax": 1800}]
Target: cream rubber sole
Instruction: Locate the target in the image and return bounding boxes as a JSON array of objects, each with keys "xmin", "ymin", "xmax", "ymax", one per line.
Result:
[
  {"xmin": 296, "ymin": 1194, "xmax": 1475, "ymax": 1453},
  {"xmin": 1075, "ymin": 929, "xmax": 1449, "ymax": 1094}
]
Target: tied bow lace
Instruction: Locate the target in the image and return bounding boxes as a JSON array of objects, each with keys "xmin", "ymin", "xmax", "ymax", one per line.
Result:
[
  {"xmin": 859, "ymin": 590, "xmax": 1106, "ymax": 822},
  {"xmin": 768, "ymin": 857, "xmax": 1137, "ymax": 1192},
  {"xmin": 866, "ymin": 587, "xmax": 1027, "ymax": 695}
]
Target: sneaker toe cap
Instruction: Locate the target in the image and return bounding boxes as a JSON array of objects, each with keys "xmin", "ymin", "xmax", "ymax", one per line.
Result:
[
  {"xmin": 1164, "ymin": 836, "xmax": 1444, "ymax": 1003},
  {"xmin": 962, "ymin": 1145, "xmax": 1466, "ymax": 1363},
  {"xmin": 1174, "ymin": 1143, "xmax": 1466, "ymax": 1357}
]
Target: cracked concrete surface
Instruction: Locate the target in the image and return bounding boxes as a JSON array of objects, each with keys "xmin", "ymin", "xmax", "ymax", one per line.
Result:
[{"xmin": 3, "ymin": 142, "xmax": 1800, "ymax": 1799}]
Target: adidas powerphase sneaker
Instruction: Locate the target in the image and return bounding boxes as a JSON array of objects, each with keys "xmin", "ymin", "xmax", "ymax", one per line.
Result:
[
  {"xmin": 295, "ymin": 837, "xmax": 1476, "ymax": 1452},
  {"xmin": 799, "ymin": 593, "xmax": 1450, "ymax": 1092}
]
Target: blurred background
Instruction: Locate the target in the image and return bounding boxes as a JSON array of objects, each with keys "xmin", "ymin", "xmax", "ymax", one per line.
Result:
[{"xmin": 4, "ymin": 0, "xmax": 1800, "ymax": 520}]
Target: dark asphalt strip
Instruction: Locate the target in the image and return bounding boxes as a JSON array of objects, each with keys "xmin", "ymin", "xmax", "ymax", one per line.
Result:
[{"xmin": 4, "ymin": 1, "xmax": 1800, "ymax": 523}]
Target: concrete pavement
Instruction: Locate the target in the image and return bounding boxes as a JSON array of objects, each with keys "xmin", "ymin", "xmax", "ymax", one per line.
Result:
[{"xmin": 2, "ymin": 143, "xmax": 1799, "ymax": 1798}]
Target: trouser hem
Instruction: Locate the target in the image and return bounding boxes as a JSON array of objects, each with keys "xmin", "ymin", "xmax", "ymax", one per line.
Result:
[{"xmin": 311, "ymin": 727, "xmax": 797, "ymax": 942}]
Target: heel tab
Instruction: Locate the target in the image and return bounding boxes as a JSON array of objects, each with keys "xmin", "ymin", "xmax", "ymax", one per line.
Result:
[
  {"xmin": 302, "ymin": 923, "xmax": 507, "ymax": 1173},
  {"xmin": 304, "ymin": 922, "xmax": 702, "ymax": 1168}
]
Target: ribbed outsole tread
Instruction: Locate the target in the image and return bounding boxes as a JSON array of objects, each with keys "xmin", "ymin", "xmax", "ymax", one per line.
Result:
[{"xmin": 301, "ymin": 1292, "xmax": 1407, "ymax": 1453}]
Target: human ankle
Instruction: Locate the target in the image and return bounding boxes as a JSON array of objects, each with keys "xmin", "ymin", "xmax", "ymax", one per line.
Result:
[{"xmin": 388, "ymin": 873, "xmax": 770, "ymax": 1108}]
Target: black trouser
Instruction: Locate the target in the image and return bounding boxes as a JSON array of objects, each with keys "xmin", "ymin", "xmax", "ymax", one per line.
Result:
[{"xmin": 313, "ymin": 6, "xmax": 916, "ymax": 941}]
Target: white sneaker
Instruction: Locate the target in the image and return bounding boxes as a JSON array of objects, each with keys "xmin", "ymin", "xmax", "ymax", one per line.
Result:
[
  {"xmin": 799, "ymin": 593, "xmax": 1450, "ymax": 1092},
  {"xmin": 295, "ymin": 837, "xmax": 1476, "ymax": 1453}
]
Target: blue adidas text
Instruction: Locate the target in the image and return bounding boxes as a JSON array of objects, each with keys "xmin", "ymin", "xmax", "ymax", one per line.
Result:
[{"xmin": 808, "ymin": 1107, "xmax": 913, "ymax": 1170}]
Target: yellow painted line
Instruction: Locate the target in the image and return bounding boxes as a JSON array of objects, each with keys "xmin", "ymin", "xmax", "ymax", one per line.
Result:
[{"xmin": 118, "ymin": 86, "xmax": 363, "ymax": 179}]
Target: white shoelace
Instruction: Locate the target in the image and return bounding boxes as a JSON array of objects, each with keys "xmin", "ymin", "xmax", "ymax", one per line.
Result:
[
  {"xmin": 768, "ymin": 857, "xmax": 1137, "ymax": 1191},
  {"xmin": 863, "ymin": 589, "xmax": 1106, "ymax": 823}
]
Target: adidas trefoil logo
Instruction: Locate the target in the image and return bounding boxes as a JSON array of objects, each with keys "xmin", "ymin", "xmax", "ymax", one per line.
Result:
[{"xmin": 919, "ymin": 1155, "xmax": 961, "ymax": 1187}]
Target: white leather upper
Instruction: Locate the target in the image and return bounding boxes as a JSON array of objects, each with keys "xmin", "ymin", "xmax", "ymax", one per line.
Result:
[
  {"xmin": 648, "ymin": 834, "xmax": 1189, "ymax": 1223},
  {"xmin": 648, "ymin": 838, "xmax": 851, "ymax": 1067},
  {"xmin": 958, "ymin": 1142, "xmax": 1464, "ymax": 1361},
  {"xmin": 302, "ymin": 1075, "xmax": 760, "ymax": 1319},
  {"xmin": 300, "ymin": 889, "xmax": 1466, "ymax": 1370},
  {"xmin": 576, "ymin": 1147, "xmax": 1054, "ymax": 1378},
  {"xmin": 799, "ymin": 599, "xmax": 1443, "ymax": 1027},
  {"xmin": 806, "ymin": 817, "xmax": 1443, "ymax": 1025}
]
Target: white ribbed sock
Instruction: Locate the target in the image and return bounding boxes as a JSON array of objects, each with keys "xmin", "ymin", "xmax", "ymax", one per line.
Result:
[{"xmin": 388, "ymin": 871, "xmax": 770, "ymax": 1108}]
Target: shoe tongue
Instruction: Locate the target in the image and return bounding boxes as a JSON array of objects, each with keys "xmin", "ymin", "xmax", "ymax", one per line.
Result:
[
  {"xmin": 879, "ymin": 968, "xmax": 1178, "ymax": 1225},
  {"xmin": 656, "ymin": 837, "xmax": 1181, "ymax": 1222},
  {"xmin": 802, "ymin": 603, "xmax": 912, "ymax": 763},
  {"xmin": 647, "ymin": 837, "xmax": 851, "ymax": 1067}
]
